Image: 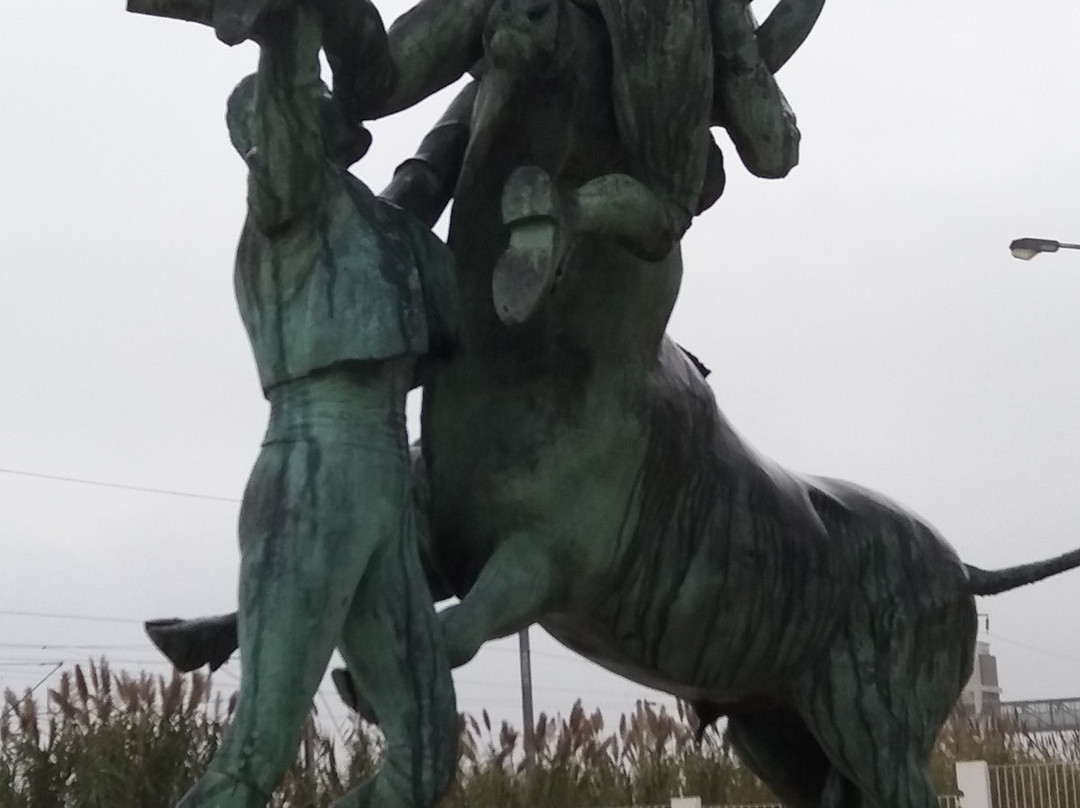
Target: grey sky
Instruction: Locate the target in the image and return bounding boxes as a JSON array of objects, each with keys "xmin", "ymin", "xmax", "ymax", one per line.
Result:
[{"xmin": 2, "ymin": 0, "xmax": 1079, "ymax": 733}]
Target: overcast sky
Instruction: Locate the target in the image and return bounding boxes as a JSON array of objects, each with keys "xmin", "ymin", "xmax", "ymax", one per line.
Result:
[{"xmin": 2, "ymin": 0, "xmax": 1080, "ymax": 737}]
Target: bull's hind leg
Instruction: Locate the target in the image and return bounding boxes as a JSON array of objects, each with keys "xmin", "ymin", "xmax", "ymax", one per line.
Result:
[
  {"xmin": 794, "ymin": 601, "xmax": 975, "ymax": 808},
  {"xmin": 727, "ymin": 707, "xmax": 868, "ymax": 808},
  {"xmin": 726, "ymin": 707, "xmax": 834, "ymax": 808}
]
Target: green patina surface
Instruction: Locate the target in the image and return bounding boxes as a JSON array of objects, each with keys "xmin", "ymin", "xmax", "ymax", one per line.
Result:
[{"xmin": 130, "ymin": 1, "xmax": 1080, "ymax": 808}]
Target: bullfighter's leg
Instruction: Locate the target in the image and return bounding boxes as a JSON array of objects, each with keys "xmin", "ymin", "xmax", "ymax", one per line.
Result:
[
  {"xmin": 176, "ymin": 435, "xmax": 398, "ymax": 808},
  {"xmin": 331, "ymin": 515, "xmax": 457, "ymax": 808}
]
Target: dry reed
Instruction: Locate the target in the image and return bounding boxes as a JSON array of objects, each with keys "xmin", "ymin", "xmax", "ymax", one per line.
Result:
[{"xmin": 3, "ymin": 659, "xmax": 1079, "ymax": 808}]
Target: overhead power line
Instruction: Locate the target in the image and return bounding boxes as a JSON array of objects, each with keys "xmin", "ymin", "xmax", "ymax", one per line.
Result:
[
  {"xmin": 0, "ymin": 609, "xmax": 144, "ymax": 625},
  {"xmin": 0, "ymin": 466, "xmax": 240, "ymax": 503}
]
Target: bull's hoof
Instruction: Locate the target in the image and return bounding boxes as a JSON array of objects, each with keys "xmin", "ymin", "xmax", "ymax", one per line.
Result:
[
  {"xmin": 493, "ymin": 166, "xmax": 569, "ymax": 325},
  {"xmin": 145, "ymin": 614, "xmax": 238, "ymax": 672},
  {"xmin": 718, "ymin": 63, "xmax": 800, "ymax": 180}
]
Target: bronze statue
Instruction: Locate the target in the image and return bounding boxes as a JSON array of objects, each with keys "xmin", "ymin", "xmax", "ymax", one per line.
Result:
[
  {"xmin": 131, "ymin": 2, "xmax": 458, "ymax": 807},
  {"xmin": 134, "ymin": 1, "xmax": 1080, "ymax": 808}
]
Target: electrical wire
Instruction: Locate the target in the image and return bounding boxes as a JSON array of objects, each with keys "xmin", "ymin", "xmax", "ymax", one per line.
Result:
[{"xmin": 0, "ymin": 466, "xmax": 239, "ymax": 503}]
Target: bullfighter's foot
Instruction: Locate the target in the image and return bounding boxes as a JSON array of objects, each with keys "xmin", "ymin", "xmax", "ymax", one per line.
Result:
[
  {"xmin": 493, "ymin": 166, "xmax": 570, "ymax": 326},
  {"xmin": 145, "ymin": 614, "xmax": 238, "ymax": 672},
  {"xmin": 331, "ymin": 667, "xmax": 380, "ymax": 725},
  {"xmin": 177, "ymin": 768, "xmax": 267, "ymax": 808}
]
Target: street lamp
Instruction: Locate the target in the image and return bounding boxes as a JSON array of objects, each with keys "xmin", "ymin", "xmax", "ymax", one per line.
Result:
[{"xmin": 1009, "ymin": 237, "xmax": 1080, "ymax": 260}]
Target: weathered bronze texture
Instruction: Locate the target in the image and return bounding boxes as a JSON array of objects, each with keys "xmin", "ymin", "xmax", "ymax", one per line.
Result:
[{"xmin": 132, "ymin": 0, "xmax": 1080, "ymax": 807}]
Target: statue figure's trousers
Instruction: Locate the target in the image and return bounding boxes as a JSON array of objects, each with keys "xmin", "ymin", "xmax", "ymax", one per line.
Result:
[{"xmin": 190, "ymin": 366, "xmax": 455, "ymax": 808}]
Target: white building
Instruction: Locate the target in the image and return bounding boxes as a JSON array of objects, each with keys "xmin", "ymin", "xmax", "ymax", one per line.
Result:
[{"xmin": 960, "ymin": 637, "xmax": 1002, "ymax": 716}]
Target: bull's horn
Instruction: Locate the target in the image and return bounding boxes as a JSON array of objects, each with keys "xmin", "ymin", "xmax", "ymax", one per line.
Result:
[{"xmin": 756, "ymin": 0, "xmax": 827, "ymax": 74}]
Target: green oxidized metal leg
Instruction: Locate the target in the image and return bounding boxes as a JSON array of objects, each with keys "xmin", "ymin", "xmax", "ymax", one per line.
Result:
[
  {"xmin": 708, "ymin": 0, "xmax": 800, "ymax": 179},
  {"xmin": 725, "ymin": 708, "xmax": 833, "ymax": 808},
  {"xmin": 178, "ymin": 428, "xmax": 402, "ymax": 807},
  {"xmin": 491, "ymin": 166, "xmax": 570, "ymax": 326},
  {"xmin": 332, "ymin": 521, "xmax": 457, "ymax": 808},
  {"xmin": 794, "ymin": 586, "xmax": 976, "ymax": 808},
  {"xmin": 491, "ymin": 165, "xmax": 695, "ymax": 325},
  {"xmin": 437, "ymin": 535, "xmax": 558, "ymax": 668}
]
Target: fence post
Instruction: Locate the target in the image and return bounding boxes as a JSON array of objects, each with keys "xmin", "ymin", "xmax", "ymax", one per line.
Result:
[
  {"xmin": 957, "ymin": 761, "xmax": 992, "ymax": 808},
  {"xmin": 671, "ymin": 797, "xmax": 702, "ymax": 808}
]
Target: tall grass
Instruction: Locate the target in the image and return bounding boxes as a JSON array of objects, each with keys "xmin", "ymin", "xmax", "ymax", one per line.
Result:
[
  {"xmin": 3, "ymin": 659, "xmax": 1079, "ymax": 807},
  {"xmin": 0, "ymin": 659, "xmax": 380, "ymax": 808},
  {"xmin": 442, "ymin": 700, "xmax": 774, "ymax": 808}
]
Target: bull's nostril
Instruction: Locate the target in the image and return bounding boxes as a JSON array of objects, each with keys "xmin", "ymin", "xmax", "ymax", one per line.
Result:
[{"xmin": 526, "ymin": 2, "xmax": 551, "ymax": 21}]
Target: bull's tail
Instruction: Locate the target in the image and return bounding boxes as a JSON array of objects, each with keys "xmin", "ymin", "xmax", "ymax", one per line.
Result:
[{"xmin": 966, "ymin": 547, "xmax": 1080, "ymax": 596}]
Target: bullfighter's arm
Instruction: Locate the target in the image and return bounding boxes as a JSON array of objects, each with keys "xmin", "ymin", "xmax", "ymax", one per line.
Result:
[
  {"xmin": 128, "ymin": 0, "xmax": 327, "ymax": 231},
  {"xmin": 380, "ymin": 81, "xmax": 478, "ymax": 385},
  {"xmin": 129, "ymin": 0, "xmax": 491, "ymax": 121},
  {"xmin": 323, "ymin": 0, "xmax": 491, "ymax": 120},
  {"xmin": 238, "ymin": 6, "xmax": 327, "ymax": 233},
  {"xmin": 380, "ymin": 80, "xmax": 477, "ymax": 229}
]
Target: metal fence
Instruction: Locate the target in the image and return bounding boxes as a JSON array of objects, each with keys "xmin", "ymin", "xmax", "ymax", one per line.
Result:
[
  {"xmin": 939, "ymin": 794, "xmax": 960, "ymax": 808},
  {"xmin": 611, "ymin": 786, "xmax": 955, "ymax": 808},
  {"xmin": 703, "ymin": 797, "xmax": 959, "ymax": 808},
  {"xmin": 990, "ymin": 763, "xmax": 1080, "ymax": 808}
]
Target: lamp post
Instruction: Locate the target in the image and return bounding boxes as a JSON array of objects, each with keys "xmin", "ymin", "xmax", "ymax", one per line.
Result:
[
  {"xmin": 519, "ymin": 628, "xmax": 535, "ymax": 766},
  {"xmin": 1009, "ymin": 237, "xmax": 1080, "ymax": 260}
]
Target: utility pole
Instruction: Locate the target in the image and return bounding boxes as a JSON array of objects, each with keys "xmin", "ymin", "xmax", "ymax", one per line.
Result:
[{"xmin": 518, "ymin": 627, "xmax": 536, "ymax": 765}]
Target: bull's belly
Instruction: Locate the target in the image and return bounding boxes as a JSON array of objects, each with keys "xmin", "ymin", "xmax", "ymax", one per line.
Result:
[{"xmin": 541, "ymin": 548, "xmax": 848, "ymax": 704}]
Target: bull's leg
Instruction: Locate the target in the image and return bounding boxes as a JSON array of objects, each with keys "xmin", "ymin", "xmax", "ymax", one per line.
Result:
[
  {"xmin": 725, "ymin": 707, "xmax": 837, "ymax": 808},
  {"xmin": 492, "ymin": 166, "xmax": 571, "ymax": 326},
  {"xmin": 492, "ymin": 166, "xmax": 695, "ymax": 325},
  {"xmin": 797, "ymin": 673, "xmax": 950, "ymax": 808},
  {"xmin": 794, "ymin": 599, "xmax": 975, "ymax": 808},
  {"xmin": 437, "ymin": 535, "xmax": 558, "ymax": 668},
  {"xmin": 331, "ymin": 521, "xmax": 457, "ymax": 808},
  {"xmin": 145, "ymin": 614, "xmax": 238, "ymax": 672},
  {"xmin": 146, "ymin": 535, "xmax": 556, "ymax": 714},
  {"xmin": 709, "ymin": 0, "xmax": 800, "ymax": 180}
]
